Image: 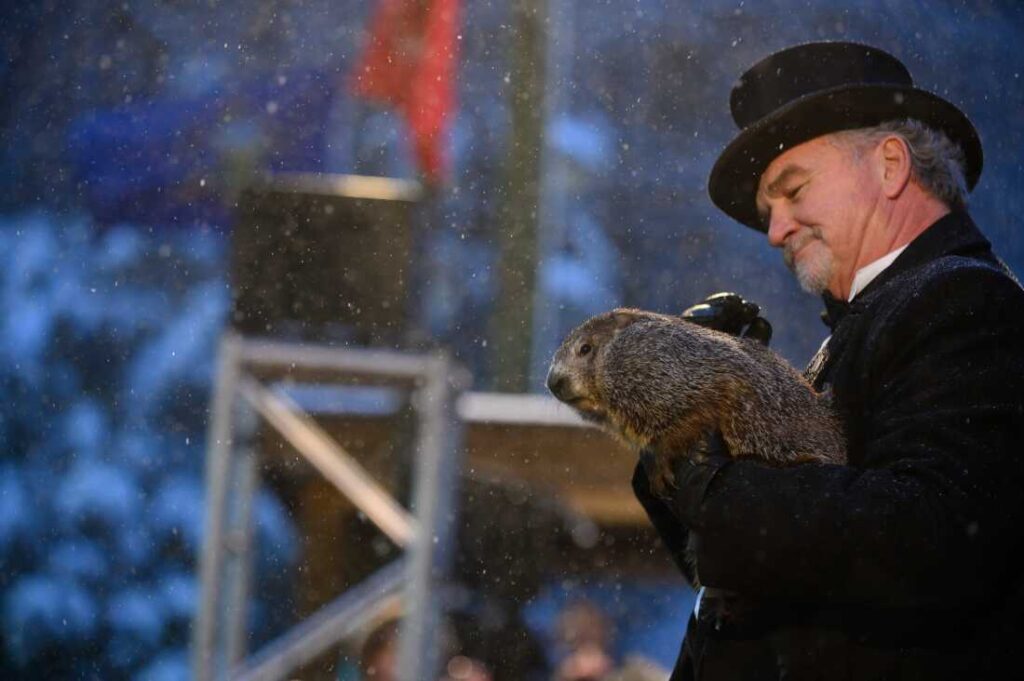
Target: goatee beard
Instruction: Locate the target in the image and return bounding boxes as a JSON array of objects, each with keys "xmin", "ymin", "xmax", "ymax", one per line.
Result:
[
  {"xmin": 784, "ymin": 232, "xmax": 833, "ymax": 295},
  {"xmin": 794, "ymin": 258, "xmax": 833, "ymax": 295}
]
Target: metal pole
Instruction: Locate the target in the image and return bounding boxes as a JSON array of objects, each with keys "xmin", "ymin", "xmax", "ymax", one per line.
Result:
[
  {"xmin": 223, "ymin": 399, "xmax": 260, "ymax": 668},
  {"xmin": 396, "ymin": 354, "xmax": 466, "ymax": 681},
  {"xmin": 194, "ymin": 333, "xmax": 243, "ymax": 681},
  {"xmin": 238, "ymin": 337, "xmax": 435, "ymax": 382},
  {"xmin": 491, "ymin": 0, "xmax": 548, "ymax": 392},
  {"xmin": 530, "ymin": 0, "xmax": 574, "ymax": 391}
]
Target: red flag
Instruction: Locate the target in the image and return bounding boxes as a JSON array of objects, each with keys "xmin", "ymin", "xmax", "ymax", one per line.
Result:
[{"xmin": 351, "ymin": 0, "xmax": 460, "ymax": 185}]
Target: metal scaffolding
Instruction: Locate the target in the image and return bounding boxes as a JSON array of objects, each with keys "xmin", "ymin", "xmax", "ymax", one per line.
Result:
[{"xmin": 192, "ymin": 332, "xmax": 468, "ymax": 681}]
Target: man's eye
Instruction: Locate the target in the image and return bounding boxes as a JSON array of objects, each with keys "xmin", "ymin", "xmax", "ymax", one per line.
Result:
[{"xmin": 786, "ymin": 183, "xmax": 805, "ymax": 200}]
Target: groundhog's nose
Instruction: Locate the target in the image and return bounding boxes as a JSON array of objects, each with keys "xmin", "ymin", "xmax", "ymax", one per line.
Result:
[{"xmin": 546, "ymin": 368, "xmax": 570, "ymax": 401}]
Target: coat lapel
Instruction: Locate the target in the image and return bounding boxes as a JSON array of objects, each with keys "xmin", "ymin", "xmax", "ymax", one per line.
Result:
[{"xmin": 806, "ymin": 211, "xmax": 992, "ymax": 389}]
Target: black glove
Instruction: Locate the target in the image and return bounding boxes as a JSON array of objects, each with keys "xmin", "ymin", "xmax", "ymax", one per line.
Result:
[
  {"xmin": 632, "ymin": 458, "xmax": 696, "ymax": 581},
  {"xmin": 638, "ymin": 435, "xmax": 732, "ymax": 527},
  {"xmin": 681, "ymin": 292, "xmax": 772, "ymax": 346},
  {"xmin": 633, "ymin": 441, "xmax": 731, "ymax": 584}
]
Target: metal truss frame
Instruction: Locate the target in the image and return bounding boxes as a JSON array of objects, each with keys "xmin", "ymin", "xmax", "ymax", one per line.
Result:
[{"xmin": 192, "ymin": 332, "xmax": 467, "ymax": 681}]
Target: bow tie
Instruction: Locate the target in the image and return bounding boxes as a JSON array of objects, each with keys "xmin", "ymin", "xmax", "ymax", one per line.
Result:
[{"xmin": 820, "ymin": 292, "xmax": 850, "ymax": 330}]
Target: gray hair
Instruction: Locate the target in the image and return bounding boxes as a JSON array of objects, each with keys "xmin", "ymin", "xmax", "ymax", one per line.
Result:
[{"xmin": 831, "ymin": 119, "xmax": 969, "ymax": 210}]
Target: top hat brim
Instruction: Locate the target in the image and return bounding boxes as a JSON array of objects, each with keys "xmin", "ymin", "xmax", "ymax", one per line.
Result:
[{"xmin": 708, "ymin": 83, "xmax": 983, "ymax": 231}]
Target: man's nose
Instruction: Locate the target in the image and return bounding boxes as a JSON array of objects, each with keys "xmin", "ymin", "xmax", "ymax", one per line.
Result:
[{"xmin": 766, "ymin": 207, "xmax": 797, "ymax": 248}]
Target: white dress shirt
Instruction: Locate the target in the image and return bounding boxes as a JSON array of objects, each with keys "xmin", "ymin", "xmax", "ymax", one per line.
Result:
[{"xmin": 848, "ymin": 245, "xmax": 909, "ymax": 302}]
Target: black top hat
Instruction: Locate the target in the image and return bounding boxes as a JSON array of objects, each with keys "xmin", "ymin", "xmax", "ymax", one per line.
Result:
[{"xmin": 708, "ymin": 41, "xmax": 983, "ymax": 231}]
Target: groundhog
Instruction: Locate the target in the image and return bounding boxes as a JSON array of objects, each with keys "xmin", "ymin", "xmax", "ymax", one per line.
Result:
[{"xmin": 546, "ymin": 308, "xmax": 845, "ymax": 496}]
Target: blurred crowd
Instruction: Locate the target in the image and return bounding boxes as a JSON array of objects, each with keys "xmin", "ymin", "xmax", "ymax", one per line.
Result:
[{"xmin": 351, "ymin": 599, "xmax": 668, "ymax": 681}]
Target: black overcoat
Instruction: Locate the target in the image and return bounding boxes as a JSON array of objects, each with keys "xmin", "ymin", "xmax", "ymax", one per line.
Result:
[{"xmin": 634, "ymin": 211, "xmax": 1024, "ymax": 680}]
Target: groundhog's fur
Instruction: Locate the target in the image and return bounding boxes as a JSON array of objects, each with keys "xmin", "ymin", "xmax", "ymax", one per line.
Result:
[{"xmin": 547, "ymin": 308, "xmax": 845, "ymax": 496}]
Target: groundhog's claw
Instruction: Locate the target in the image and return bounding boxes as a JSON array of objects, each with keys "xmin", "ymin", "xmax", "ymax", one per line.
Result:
[{"xmin": 647, "ymin": 453, "xmax": 679, "ymax": 498}]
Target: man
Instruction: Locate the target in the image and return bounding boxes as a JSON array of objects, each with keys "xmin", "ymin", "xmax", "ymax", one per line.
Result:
[
  {"xmin": 552, "ymin": 599, "xmax": 616, "ymax": 681},
  {"xmin": 632, "ymin": 42, "xmax": 1024, "ymax": 680}
]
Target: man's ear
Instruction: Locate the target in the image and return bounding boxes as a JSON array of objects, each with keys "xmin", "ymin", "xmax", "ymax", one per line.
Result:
[{"xmin": 878, "ymin": 135, "xmax": 912, "ymax": 199}]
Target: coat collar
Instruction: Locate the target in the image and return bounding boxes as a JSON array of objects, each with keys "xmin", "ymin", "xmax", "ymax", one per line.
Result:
[{"xmin": 820, "ymin": 210, "xmax": 991, "ymax": 328}]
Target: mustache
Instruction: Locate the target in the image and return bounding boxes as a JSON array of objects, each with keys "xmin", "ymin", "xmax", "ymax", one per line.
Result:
[{"xmin": 782, "ymin": 228, "xmax": 821, "ymax": 269}]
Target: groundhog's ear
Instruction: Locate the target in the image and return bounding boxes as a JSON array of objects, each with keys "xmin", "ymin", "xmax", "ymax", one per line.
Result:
[{"xmin": 611, "ymin": 309, "xmax": 640, "ymax": 329}]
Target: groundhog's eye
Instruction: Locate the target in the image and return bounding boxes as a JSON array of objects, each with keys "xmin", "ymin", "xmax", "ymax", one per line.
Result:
[{"xmin": 578, "ymin": 343, "xmax": 592, "ymax": 357}]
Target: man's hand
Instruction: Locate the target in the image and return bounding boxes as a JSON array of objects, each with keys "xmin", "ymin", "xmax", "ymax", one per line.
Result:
[
  {"xmin": 681, "ymin": 292, "xmax": 772, "ymax": 345},
  {"xmin": 639, "ymin": 436, "xmax": 732, "ymax": 524},
  {"xmin": 633, "ymin": 444, "xmax": 730, "ymax": 585}
]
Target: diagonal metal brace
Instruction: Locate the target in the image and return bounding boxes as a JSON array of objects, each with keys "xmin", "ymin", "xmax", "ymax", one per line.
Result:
[
  {"xmin": 236, "ymin": 374, "xmax": 416, "ymax": 548},
  {"xmin": 232, "ymin": 559, "xmax": 407, "ymax": 681}
]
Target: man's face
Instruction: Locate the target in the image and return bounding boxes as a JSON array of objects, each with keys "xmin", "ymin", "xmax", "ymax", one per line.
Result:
[{"xmin": 756, "ymin": 135, "xmax": 881, "ymax": 297}]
